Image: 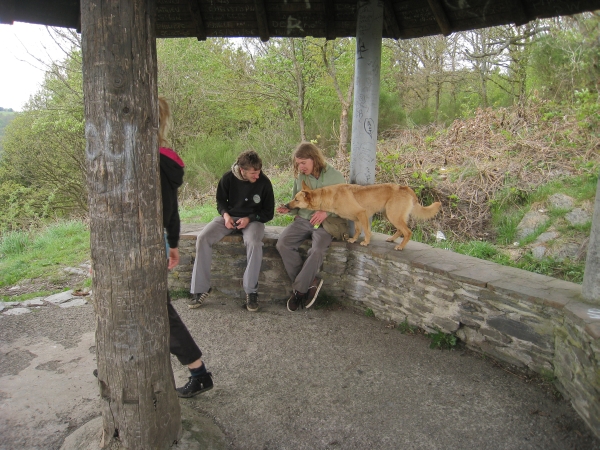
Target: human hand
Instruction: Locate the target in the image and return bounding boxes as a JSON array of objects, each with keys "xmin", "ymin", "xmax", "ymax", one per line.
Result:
[
  {"xmin": 235, "ymin": 217, "xmax": 250, "ymax": 229},
  {"xmin": 310, "ymin": 210, "xmax": 327, "ymax": 227},
  {"xmin": 168, "ymin": 247, "xmax": 180, "ymax": 270},
  {"xmin": 276, "ymin": 205, "xmax": 290, "ymax": 214},
  {"xmin": 224, "ymin": 213, "xmax": 237, "ymax": 229}
]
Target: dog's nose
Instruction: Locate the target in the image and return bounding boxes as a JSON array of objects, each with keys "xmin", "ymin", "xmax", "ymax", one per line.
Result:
[{"xmin": 284, "ymin": 203, "xmax": 291, "ymax": 209}]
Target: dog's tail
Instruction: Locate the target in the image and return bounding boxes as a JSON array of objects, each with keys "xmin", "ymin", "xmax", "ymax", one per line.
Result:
[{"xmin": 411, "ymin": 201, "xmax": 442, "ymax": 220}]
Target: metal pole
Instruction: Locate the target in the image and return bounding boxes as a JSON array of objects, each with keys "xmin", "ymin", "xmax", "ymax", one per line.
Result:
[{"xmin": 350, "ymin": 0, "xmax": 383, "ymax": 186}]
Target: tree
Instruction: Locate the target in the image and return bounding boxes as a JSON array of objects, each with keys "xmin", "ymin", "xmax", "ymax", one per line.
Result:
[
  {"xmin": 81, "ymin": 0, "xmax": 181, "ymax": 447},
  {"xmin": 317, "ymin": 38, "xmax": 355, "ymax": 158}
]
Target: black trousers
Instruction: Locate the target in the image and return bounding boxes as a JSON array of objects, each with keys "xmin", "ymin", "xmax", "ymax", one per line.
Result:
[{"xmin": 167, "ymin": 292, "xmax": 202, "ymax": 365}]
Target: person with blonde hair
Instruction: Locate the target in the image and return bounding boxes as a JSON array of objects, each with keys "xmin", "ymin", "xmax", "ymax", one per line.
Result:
[
  {"xmin": 276, "ymin": 142, "xmax": 346, "ymax": 311},
  {"xmin": 158, "ymin": 96, "xmax": 213, "ymax": 398}
]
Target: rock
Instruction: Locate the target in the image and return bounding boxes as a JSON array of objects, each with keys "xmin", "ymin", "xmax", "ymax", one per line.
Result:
[
  {"xmin": 45, "ymin": 290, "xmax": 75, "ymax": 304},
  {"xmin": 2, "ymin": 301, "xmax": 19, "ymax": 307},
  {"xmin": 548, "ymin": 193, "xmax": 574, "ymax": 211},
  {"xmin": 0, "ymin": 304, "xmax": 4, "ymax": 312},
  {"xmin": 64, "ymin": 267, "xmax": 88, "ymax": 276},
  {"xmin": 565, "ymin": 208, "xmax": 591, "ymax": 226},
  {"xmin": 534, "ymin": 231, "xmax": 559, "ymax": 244},
  {"xmin": 553, "ymin": 243, "xmax": 581, "ymax": 261},
  {"xmin": 3, "ymin": 308, "xmax": 32, "ymax": 316},
  {"xmin": 22, "ymin": 298, "xmax": 45, "ymax": 307},
  {"xmin": 59, "ymin": 299, "xmax": 88, "ymax": 308},
  {"xmin": 516, "ymin": 210, "xmax": 548, "ymax": 240},
  {"xmin": 532, "ymin": 246, "xmax": 546, "ymax": 260}
]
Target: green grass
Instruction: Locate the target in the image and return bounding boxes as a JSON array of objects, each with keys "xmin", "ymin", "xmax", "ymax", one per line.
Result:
[{"xmin": 0, "ymin": 220, "xmax": 90, "ymax": 288}]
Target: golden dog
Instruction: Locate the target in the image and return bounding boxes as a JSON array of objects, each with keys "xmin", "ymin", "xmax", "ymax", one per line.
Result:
[{"xmin": 287, "ymin": 181, "xmax": 441, "ymax": 250}]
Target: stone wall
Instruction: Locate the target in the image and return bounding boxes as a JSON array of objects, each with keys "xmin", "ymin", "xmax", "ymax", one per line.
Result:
[{"xmin": 170, "ymin": 224, "xmax": 600, "ymax": 438}]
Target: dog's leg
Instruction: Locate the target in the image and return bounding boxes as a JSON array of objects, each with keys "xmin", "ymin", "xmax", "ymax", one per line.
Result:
[
  {"xmin": 388, "ymin": 220, "xmax": 412, "ymax": 250},
  {"xmin": 358, "ymin": 212, "xmax": 371, "ymax": 246},
  {"xmin": 347, "ymin": 219, "xmax": 362, "ymax": 244}
]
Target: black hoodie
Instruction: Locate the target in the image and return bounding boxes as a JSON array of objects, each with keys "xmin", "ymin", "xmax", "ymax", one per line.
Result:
[{"xmin": 160, "ymin": 147, "xmax": 184, "ymax": 249}]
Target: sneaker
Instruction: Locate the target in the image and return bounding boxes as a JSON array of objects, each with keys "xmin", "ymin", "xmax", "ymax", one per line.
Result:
[
  {"xmin": 287, "ymin": 291, "xmax": 307, "ymax": 312},
  {"xmin": 188, "ymin": 288, "xmax": 211, "ymax": 309},
  {"xmin": 246, "ymin": 293, "xmax": 259, "ymax": 312},
  {"xmin": 305, "ymin": 277, "xmax": 324, "ymax": 309},
  {"xmin": 176, "ymin": 372, "xmax": 213, "ymax": 398}
]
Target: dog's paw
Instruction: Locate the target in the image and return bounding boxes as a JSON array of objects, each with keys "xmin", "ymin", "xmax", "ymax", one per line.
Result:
[
  {"xmin": 385, "ymin": 237, "xmax": 394, "ymax": 242},
  {"xmin": 347, "ymin": 238, "xmax": 357, "ymax": 243},
  {"xmin": 360, "ymin": 241, "xmax": 369, "ymax": 246},
  {"xmin": 394, "ymin": 245, "xmax": 404, "ymax": 250}
]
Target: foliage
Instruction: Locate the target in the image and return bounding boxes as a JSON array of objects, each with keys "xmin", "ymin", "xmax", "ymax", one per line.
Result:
[
  {"xmin": 427, "ymin": 329, "xmax": 458, "ymax": 350},
  {"xmin": 364, "ymin": 308, "xmax": 375, "ymax": 317},
  {"xmin": 397, "ymin": 319, "xmax": 418, "ymax": 335},
  {"xmin": 0, "ymin": 220, "xmax": 89, "ymax": 289}
]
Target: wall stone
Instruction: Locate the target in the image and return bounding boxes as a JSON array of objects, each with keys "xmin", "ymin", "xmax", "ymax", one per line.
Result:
[{"xmin": 171, "ymin": 224, "xmax": 600, "ymax": 439}]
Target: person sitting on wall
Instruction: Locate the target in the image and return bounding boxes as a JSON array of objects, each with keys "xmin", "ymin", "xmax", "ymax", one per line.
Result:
[
  {"xmin": 188, "ymin": 150, "xmax": 275, "ymax": 312},
  {"xmin": 276, "ymin": 142, "xmax": 347, "ymax": 312}
]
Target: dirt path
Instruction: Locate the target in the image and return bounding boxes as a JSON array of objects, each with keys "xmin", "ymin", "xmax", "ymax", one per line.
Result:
[{"xmin": 1, "ymin": 296, "xmax": 599, "ymax": 449}]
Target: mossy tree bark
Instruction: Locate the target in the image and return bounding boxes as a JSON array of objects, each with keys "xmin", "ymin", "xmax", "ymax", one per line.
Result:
[
  {"xmin": 81, "ymin": 0, "xmax": 182, "ymax": 447},
  {"xmin": 583, "ymin": 175, "xmax": 600, "ymax": 305}
]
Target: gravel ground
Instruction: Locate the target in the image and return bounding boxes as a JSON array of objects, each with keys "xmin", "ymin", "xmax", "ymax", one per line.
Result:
[{"xmin": 1, "ymin": 294, "xmax": 599, "ymax": 449}]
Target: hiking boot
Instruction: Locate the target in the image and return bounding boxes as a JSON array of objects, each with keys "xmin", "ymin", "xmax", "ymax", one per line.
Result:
[
  {"xmin": 287, "ymin": 291, "xmax": 307, "ymax": 312},
  {"xmin": 304, "ymin": 277, "xmax": 323, "ymax": 309},
  {"xmin": 188, "ymin": 288, "xmax": 211, "ymax": 309},
  {"xmin": 246, "ymin": 292, "xmax": 259, "ymax": 312},
  {"xmin": 176, "ymin": 372, "xmax": 213, "ymax": 398}
]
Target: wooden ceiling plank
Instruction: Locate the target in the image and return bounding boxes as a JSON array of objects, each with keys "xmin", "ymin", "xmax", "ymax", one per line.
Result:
[
  {"xmin": 382, "ymin": 0, "xmax": 403, "ymax": 40},
  {"xmin": 0, "ymin": 0, "xmax": 15, "ymax": 24},
  {"xmin": 189, "ymin": 0, "xmax": 207, "ymax": 41},
  {"xmin": 426, "ymin": 0, "xmax": 452, "ymax": 36},
  {"xmin": 511, "ymin": 0, "xmax": 530, "ymax": 26},
  {"xmin": 254, "ymin": 0, "xmax": 270, "ymax": 42},
  {"xmin": 324, "ymin": 0, "xmax": 336, "ymax": 40}
]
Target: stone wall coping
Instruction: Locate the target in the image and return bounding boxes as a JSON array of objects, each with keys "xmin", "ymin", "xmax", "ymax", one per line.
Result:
[{"xmin": 180, "ymin": 224, "xmax": 597, "ymax": 331}]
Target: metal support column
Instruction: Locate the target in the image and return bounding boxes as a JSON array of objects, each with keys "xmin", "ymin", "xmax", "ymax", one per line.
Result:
[{"xmin": 349, "ymin": 0, "xmax": 383, "ymax": 186}]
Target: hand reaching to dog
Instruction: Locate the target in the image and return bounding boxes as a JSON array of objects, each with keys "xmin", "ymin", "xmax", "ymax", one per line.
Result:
[{"xmin": 276, "ymin": 205, "xmax": 290, "ymax": 214}]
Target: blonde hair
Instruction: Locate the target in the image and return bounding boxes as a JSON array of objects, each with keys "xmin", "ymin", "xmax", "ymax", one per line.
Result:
[
  {"xmin": 158, "ymin": 96, "xmax": 172, "ymax": 148},
  {"xmin": 292, "ymin": 142, "xmax": 327, "ymax": 178}
]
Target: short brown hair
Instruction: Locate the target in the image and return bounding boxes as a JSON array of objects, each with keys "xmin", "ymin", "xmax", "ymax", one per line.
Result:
[
  {"xmin": 237, "ymin": 150, "xmax": 262, "ymax": 171},
  {"xmin": 293, "ymin": 142, "xmax": 327, "ymax": 178}
]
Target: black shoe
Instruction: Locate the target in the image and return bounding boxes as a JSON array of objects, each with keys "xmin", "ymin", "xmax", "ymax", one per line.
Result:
[
  {"xmin": 246, "ymin": 293, "xmax": 259, "ymax": 312},
  {"xmin": 188, "ymin": 288, "xmax": 211, "ymax": 309},
  {"xmin": 304, "ymin": 277, "xmax": 323, "ymax": 309},
  {"xmin": 93, "ymin": 369, "xmax": 98, "ymax": 378},
  {"xmin": 287, "ymin": 291, "xmax": 307, "ymax": 312},
  {"xmin": 176, "ymin": 372, "xmax": 214, "ymax": 398}
]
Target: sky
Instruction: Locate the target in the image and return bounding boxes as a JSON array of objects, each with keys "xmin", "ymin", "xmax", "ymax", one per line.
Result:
[{"xmin": 0, "ymin": 22, "xmax": 69, "ymax": 111}]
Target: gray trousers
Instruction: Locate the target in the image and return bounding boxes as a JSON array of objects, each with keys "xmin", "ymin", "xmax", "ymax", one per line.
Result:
[
  {"xmin": 190, "ymin": 216, "xmax": 265, "ymax": 295},
  {"xmin": 276, "ymin": 216, "xmax": 333, "ymax": 294}
]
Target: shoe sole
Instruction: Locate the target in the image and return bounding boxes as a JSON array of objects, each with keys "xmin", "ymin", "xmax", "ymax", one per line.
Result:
[
  {"xmin": 246, "ymin": 304, "xmax": 259, "ymax": 312},
  {"xmin": 177, "ymin": 385, "xmax": 213, "ymax": 398},
  {"xmin": 287, "ymin": 298, "xmax": 299, "ymax": 312},
  {"xmin": 304, "ymin": 279, "xmax": 324, "ymax": 309},
  {"xmin": 188, "ymin": 303, "xmax": 203, "ymax": 309}
]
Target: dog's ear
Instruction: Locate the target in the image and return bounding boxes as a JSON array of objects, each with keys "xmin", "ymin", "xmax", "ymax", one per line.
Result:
[{"xmin": 301, "ymin": 180, "xmax": 311, "ymax": 191}]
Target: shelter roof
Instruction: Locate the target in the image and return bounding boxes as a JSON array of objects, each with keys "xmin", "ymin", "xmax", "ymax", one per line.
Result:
[{"xmin": 1, "ymin": 0, "xmax": 599, "ymax": 40}]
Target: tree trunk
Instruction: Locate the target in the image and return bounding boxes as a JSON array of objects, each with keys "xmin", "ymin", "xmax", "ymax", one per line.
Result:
[
  {"xmin": 582, "ymin": 173, "xmax": 600, "ymax": 305},
  {"xmin": 81, "ymin": 0, "xmax": 181, "ymax": 448}
]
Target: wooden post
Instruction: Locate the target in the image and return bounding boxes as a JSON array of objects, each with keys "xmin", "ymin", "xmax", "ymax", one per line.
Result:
[
  {"xmin": 80, "ymin": 0, "xmax": 182, "ymax": 447},
  {"xmin": 582, "ymin": 175, "xmax": 600, "ymax": 305}
]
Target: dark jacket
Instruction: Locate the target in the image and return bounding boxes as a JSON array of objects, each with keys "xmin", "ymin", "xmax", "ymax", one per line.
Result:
[
  {"xmin": 160, "ymin": 147, "xmax": 184, "ymax": 249},
  {"xmin": 216, "ymin": 165, "xmax": 275, "ymax": 223}
]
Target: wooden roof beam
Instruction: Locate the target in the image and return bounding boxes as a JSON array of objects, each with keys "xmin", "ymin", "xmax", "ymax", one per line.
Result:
[
  {"xmin": 382, "ymin": 0, "xmax": 403, "ymax": 40},
  {"xmin": 512, "ymin": 0, "xmax": 531, "ymax": 26},
  {"xmin": 254, "ymin": 0, "xmax": 270, "ymax": 42},
  {"xmin": 427, "ymin": 0, "xmax": 452, "ymax": 36},
  {"xmin": 0, "ymin": 0, "xmax": 15, "ymax": 24},
  {"xmin": 324, "ymin": 0, "xmax": 336, "ymax": 40},
  {"xmin": 189, "ymin": 0, "xmax": 207, "ymax": 41}
]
